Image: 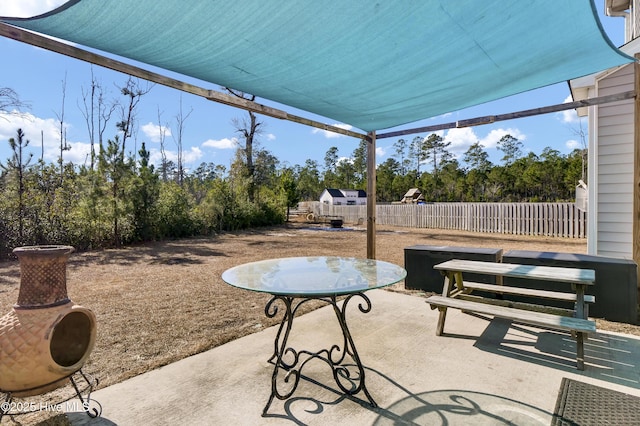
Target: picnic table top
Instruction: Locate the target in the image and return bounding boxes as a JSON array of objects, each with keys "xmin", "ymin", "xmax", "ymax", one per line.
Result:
[{"xmin": 433, "ymin": 259, "xmax": 595, "ymax": 285}]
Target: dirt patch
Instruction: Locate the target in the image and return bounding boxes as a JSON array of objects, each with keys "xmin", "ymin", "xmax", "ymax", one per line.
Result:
[{"xmin": 0, "ymin": 222, "xmax": 637, "ymax": 424}]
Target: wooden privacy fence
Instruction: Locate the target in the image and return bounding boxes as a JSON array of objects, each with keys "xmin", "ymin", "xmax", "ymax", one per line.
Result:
[{"xmin": 309, "ymin": 202, "xmax": 587, "ymax": 238}]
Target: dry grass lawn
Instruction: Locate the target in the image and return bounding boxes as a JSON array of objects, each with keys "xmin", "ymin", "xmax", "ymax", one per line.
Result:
[{"xmin": 0, "ymin": 221, "xmax": 638, "ymax": 424}]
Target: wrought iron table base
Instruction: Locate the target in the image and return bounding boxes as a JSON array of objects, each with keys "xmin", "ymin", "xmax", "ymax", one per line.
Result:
[{"xmin": 263, "ymin": 292, "xmax": 376, "ymax": 415}]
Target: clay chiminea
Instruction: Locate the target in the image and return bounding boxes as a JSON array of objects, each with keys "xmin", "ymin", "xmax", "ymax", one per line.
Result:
[{"xmin": 0, "ymin": 246, "xmax": 97, "ymax": 397}]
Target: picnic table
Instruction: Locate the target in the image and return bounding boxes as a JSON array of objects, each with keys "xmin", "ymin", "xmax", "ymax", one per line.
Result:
[{"xmin": 426, "ymin": 259, "xmax": 596, "ymax": 370}]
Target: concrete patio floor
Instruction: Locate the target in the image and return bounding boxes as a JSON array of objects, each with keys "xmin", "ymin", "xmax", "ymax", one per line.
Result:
[{"xmin": 66, "ymin": 289, "xmax": 640, "ymax": 425}]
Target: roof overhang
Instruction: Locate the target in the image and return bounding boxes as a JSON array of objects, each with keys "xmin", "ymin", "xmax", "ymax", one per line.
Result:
[
  {"xmin": 570, "ymin": 36, "xmax": 640, "ymax": 116},
  {"xmin": 605, "ymin": 0, "xmax": 631, "ymax": 15}
]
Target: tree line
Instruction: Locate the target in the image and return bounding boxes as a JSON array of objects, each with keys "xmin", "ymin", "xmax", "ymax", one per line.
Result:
[
  {"xmin": 0, "ymin": 80, "xmax": 293, "ymax": 258},
  {"xmin": 293, "ymin": 132, "xmax": 585, "ymax": 204},
  {"xmin": 374, "ymin": 133, "xmax": 586, "ymax": 203},
  {"xmin": 0, "ymin": 80, "xmax": 585, "ymax": 258}
]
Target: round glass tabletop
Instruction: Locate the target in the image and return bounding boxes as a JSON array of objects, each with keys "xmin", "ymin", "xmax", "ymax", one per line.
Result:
[{"xmin": 221, "ymin": 256, "xmax": 407, "ymax": 296}]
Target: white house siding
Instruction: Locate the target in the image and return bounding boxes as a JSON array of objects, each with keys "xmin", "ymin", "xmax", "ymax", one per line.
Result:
[
  {"xmin": 319, "ymin": 189, "xmax": 366, "ymax": 206},
  {"xmin": 319, "ymin": 191, "xmax": 345, "ymax": 205},
  {"xmin": 593, "ymin": 64, "xmax": 634, "ymax": 258}
]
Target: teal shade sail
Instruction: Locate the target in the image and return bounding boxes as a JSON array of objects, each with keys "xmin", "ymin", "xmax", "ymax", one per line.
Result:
[{"xmin": 1, "ymin": 0, "xmax": 633, "ymax": 132}]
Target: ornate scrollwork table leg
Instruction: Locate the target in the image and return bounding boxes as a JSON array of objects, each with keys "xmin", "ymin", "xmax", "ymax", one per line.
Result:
[
  {"xmin": 328, "ymin": 292, "xmax": 376, "ymax": 407},
  {"xmin": 261, "ymin": 292, "xmax": 376, "ymax": 415}
]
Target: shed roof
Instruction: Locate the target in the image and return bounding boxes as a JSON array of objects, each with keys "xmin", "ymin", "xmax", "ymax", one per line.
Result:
[{"xmin": 1, "ymin": 0, "xmax": 632, "ymax": 132}]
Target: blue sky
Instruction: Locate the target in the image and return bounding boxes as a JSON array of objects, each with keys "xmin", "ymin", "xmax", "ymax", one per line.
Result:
[{"xmin": 0, "ymin": 1, "xmax": 627, "ymax": 173}]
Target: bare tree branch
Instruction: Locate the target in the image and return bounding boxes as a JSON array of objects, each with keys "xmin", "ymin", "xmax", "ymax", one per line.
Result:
[{"xmin": 0, "ymin": 87, "xmax": 30, "ymax": 120}]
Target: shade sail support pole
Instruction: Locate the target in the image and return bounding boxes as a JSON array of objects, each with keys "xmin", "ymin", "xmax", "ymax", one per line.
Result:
[
  {"xmin": 366, "ymin": 131, "xmax": 376, "ymax": 259},
  {"xmin": 376, "ymin": 90, "xmax": 636, "ymax": 139},
  {"xmin": 0, "ymin": 22, "xmax": 366, "ymax": 140}
]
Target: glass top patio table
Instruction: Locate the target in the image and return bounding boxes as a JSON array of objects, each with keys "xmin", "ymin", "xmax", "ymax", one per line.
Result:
[{"xmin": 221, "ymin": 256, "xmax": 407, "ymax": 297}]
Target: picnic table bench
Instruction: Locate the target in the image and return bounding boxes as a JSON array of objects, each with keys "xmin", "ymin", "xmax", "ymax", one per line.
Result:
[{"xmin": 425, "ymin": 259, "xmax": 596, "ymax": 370}]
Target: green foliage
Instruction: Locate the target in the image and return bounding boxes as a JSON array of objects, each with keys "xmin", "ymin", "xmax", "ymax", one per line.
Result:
[
  {"xmin": 392, "ymin": 174, "xmax": 416, "ymax": 201},
  {"xmin": 130, "ymin": 142, "xmax": 160, "ymax": 241},
  {"xmin": 280, "ymin": 168, "xmax": 300, "ymax": 221},
  {"xmin": 497, "ymin": 134, "xmax": 524, "ymax": 166},
  {"xmin": 296, "ymin": 159, "xmax": 323, "ymax": 200},
  {"xmin": 0, "ymin": 122, "xmax": 584, "ymax": 257},
  {"xmin": 97, "ymin": 135, "xmax": 136, "ymax": 246},
  {"xmin": 191, "ymin": 176, "xmax": 284, "ymax": 234},
  {"xmin": 376, "ymin": 158, "xmax": 401, "ymax": 202},
  {"xmin": 0, "ymin": 133, "xmax": 286, "ymax": 255},
  {"xmin": 463, "ymin": 141, "xmax": 492, "ymax": 173},
  {"xmin": 2, "ymin": 129, "xmax": 32, "ymax": 242},
  {"xmin": 393, "ymin": 134, "xmax": 581, "ymax": 203},
  {"xmin": 393, "ymin": 138, "xmax": 410, "ymax": 176},
  {"xmin": 156, "ymin": 181, "xmax": 196, "ymax": 238},
  {"xmin": 421, "ymin": 134, "xmax": 451, "ymax": 177},
  {"xmin": 351, "ymin": 139, "xmax": 368, "ymax": 186}
]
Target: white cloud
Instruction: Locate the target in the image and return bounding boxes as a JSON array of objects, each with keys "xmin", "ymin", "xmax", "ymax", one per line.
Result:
[
  {"xmin": 559, "ymin": 109, "xmax": 579, "ymax": 123},
  {"xmin": 376, "ymin": 146, "xmax": 386, "ymax": 157},
  {"xmin": 443, "ymin": 127, "xmax": 478, "ymax": 155},
  {"xmin": 183, "ymin": 146, "xmax": 204, "ymax": 164},
  {"xmin": 62, "ymin": 142, "xmax": 93, "ymax": 166},
  {"xmin": 478, "ymin": 128, "xmax": 526, "ymax": 149},
  {"xmin": 148, "ymin": 150, "xmax": 164, "ymax": 166},
  {"xmin": 557, "ymin": 95, "xmax": 580, "ymax": 123},
  {"xmin": 0, "ymin": 1, "xmax": 67, "ymax": 17},
  {"xmin": 266, "ymin": 133, "xmax": 276, "ymax": 141},
  {"xmin": 0, "ymin": 110, "xmax": 87, "ymax": 164},
  {"xmin": 311, "ymin": 123, "xmax": 353, "ymax": 139},
  {"xmin": 0, "ymin": 111, "xmax": 54, "ymax": 142},
  {"xmin": 148, "ymin": 146, "xmax": 204, "ymax": 167},
  {"xmin": 141, "ymin": 122, "xmax": 172, "ymax": 143},
  {"xmin": 566, "ymin": 139, "xmax": 580, "ymax": 150},
  {"xmin": 0, "ymin": 111, "xmax": 208, "ymax": 168},
  {"xmin": 412, "ymin": 127, "xmax": 527, "ymax": 161},
  {"xmin": 202, "ymin": 137, "xmax": 238, "ymax": 149}
]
